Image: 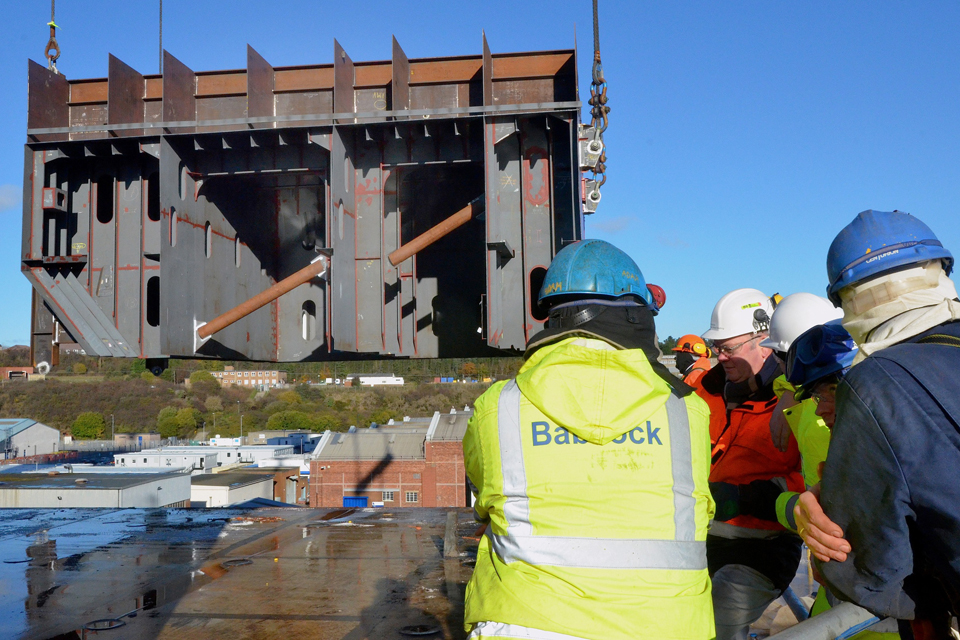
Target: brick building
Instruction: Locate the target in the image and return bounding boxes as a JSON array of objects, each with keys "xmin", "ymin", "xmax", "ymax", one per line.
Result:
[
  {"xmin": 212, "ymin": 366, "xmax": 286, "ymax": 389},
  {"xmin": 310, "ymin": 409, "xmax": 470, "ymax": 508}
]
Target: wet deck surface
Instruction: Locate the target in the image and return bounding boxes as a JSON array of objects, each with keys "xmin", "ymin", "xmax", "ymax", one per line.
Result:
[{"xmin": 0, "ymin": 507, "xmax": 474, "ymax": 640}]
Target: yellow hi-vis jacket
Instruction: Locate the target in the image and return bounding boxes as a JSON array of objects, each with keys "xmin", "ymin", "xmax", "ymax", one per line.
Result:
[
  {"xmin": 463, "ymin": 337, "xmax": 715, "ymax": 640},
  {"xmin": 772, "ymin": 376, "xmax": 831, "ymax": 529}
]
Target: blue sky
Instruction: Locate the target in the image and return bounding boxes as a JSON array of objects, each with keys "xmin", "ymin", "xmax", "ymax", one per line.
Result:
[{"xmin": 1, "ymin": 1, "xmax": 959, "ymax": 347}]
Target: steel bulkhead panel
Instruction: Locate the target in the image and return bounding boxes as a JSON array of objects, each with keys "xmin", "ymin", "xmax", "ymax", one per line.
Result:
[
  {"xmin": 90, "ymin": 164, "xmax": 117, "ymax": 321},
  {"xmin": 22, "ymin": 149, "xmax": 44, "ymax": 261},
  {"xmin": 519, "ymin": 118, "xmax": 553, "ymax": 342},
  {"xmin": 159, "ymin": 136, "xmax": 200, "ymax": 357},
  {"xmin": 484, "ymin": 117, "xmax": 525, "ymax": 351},
  {"xmin": 275, "ymin": 173, "xmax": 327, "ymax": 361},
  {"xmin": 329, "ymin": 125, "xmax": 358, "ymax": 353},
  {"xmin": 116, "ymin": 162, "xmax": 144, "ymax": 349},
  {"xmin": 354, "ymin": 130, "xmax": 385, "ymax": 354}
]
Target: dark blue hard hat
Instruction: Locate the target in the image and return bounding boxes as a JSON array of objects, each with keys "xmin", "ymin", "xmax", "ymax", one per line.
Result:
[
  {"xmin": 786, "ymin": 320, "xmax": 857, "ymax": 398},
  {"xmin": 826, "ymin": 210, "xmax": 953, "ymax": 306},
  {"xmin": 538, "ymin": 239, "xmax": 656, "ymax": 311}
]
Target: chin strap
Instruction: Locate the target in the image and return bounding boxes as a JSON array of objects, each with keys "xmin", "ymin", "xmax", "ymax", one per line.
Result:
[{"xmin": 546, "ymin": 305, "xmax": 607, "ymax": 329}]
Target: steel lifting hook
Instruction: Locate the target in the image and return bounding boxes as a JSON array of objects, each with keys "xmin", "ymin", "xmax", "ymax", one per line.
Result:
[{"xmin": 45, "ymin": 0, "xmax": 60, "ymax": 72}]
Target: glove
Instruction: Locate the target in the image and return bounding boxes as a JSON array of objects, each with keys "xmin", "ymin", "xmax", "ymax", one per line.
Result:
[
  {"xmin": 710, "ymin": 482, "xmax": 740, "ymax": 521},
  {"xmin": 738, "ymin": 479, "xmax": 787, "ymax": 523}
]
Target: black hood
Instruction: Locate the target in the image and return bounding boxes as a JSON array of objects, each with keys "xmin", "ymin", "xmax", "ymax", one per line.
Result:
[{"xmin": 526, "ymin": 302, "xmax": 694, "ymax": 397}]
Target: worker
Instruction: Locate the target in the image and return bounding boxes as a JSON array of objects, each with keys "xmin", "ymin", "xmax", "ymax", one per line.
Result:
[
  {"xmin": 785, "ymin": 321, "xmax": 899, "ymax": 638},
  {"xmin": 758, "ymin": 293, "xmax": 842, "ymax": 524},
  {"xmin": 794, "ymin": 210, "xmax": 960, "ymax": 639},
  {"xmin": 462, "ymin": 239, "xmax": 715, "ymax": 640},
  {"xmin": 673, "ymin": 334, "xmax": 712, "ymax": 386},
  {"xmin": 692, "ymin": 288, "xmax": 805, "ymax": 640}
]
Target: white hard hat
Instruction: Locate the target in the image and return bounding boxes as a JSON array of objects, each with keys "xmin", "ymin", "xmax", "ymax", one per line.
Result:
[
  {"xmin": 759, "ymin": 293, "xmax": 843, "ymax": 353},
  {"xmin": 701, "ymin": 288, "xmax": 773, "ymax": 342}
]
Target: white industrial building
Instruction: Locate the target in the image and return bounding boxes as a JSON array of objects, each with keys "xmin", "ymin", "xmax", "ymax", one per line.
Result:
[
  {"xmin": 117, "ymin": 445, "xmax": 295, "ymax": 470},
  {"xmin": 190, "ymin": 473, "xmax": 273, "ymax": 507},
  {"xmin": 346, "ymin": 373, "xmax": 404, "ymax": 387},
  {"xmin": 0, "ymin": 419, "xmax": 61, "ymax": 459},
  {"xmin": 114, "ymin": 450, "xmax": 217, "ymax": 474},
  {"xmin": 0, "ymin": 472, "xmax": 190, "ymax": 508}
]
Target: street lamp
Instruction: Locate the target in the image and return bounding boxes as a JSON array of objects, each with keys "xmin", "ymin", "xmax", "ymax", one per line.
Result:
[
  {"xmin": 110, "ymin": 414, "xmax": 115, "ymax": 442},
  {"xmin": 240, "ymin": 414, "xmax": 244, "ymax": 445}
]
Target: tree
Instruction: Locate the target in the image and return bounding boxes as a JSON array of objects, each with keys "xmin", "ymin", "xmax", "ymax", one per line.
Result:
[
  {"xmin": 157, "ymin": 406, "xmax": 179, "ymax": 438},
  {"xmin": 190, "ymin": 371, "xmax": 217, "ymax": 384},
  {"xmin": 140, "ymin": 371, "xmax": 156, "ymax": 382},
  {"xmin": 204, "ymin": 395, "xmax": 224, "ymax": 412},
  {"xmin": 72, "ymin": 412, "xmax": 105, "ymax": 440},
  {"xmin": 459, "ymin": 362, "xmax": 478, "ymax": 378},
  {"xmin": 72, "ymin": 363, "xmax": 87, "ymax": 375},
  {"xmin": 175, "ymin": 408, "xmax": 198, "ymax": 437},
  {"xmin": 266, "ymin": 410, "xmax": 313, "ymax": 432},
  {"xmin": 314, "ymin": 413, "xmax": 340, "ymax": 432},
  {"xmin": 189, "ymin": 370, "xmax": 220, "ymax": 396},
  {"xmin": 279, "ymin": 390, "xmax": 303, "ymax": 405},
  {"xmin": 370, "ymin": 409, "xmax": 393, "ymax": 425},
  {"xmin": 159, "ymin": 369, "xmax": 175, "ymax": 382},
  {"xmin": 131, "ymin": 359, "xmax": 147, "ymax": 374}
]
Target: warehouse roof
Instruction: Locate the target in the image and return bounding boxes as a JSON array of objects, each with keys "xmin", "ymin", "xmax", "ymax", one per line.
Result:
[
  {"xmin": 427, "ymin": 409, "xmax": 472, "ymax": 442},
  {"xmin": 0, "ymin": 472, "xmax": 185, "ymax": 490},
  {"xmin": 0, "ymin": 419, "xmax": 45, "ymax": 439},
  {"xmin": 190, "ymin": 473, "xmax": 273, "ymax": 488},
  {"xmin": 314, "ymin": 429, "xmax": 427, "ymax": 460}
]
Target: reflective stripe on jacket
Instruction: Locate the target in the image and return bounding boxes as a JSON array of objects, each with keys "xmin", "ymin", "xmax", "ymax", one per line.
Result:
[
  {"xmin": 693, "ymin": 365, "xmax": 804, "ymax": 531},
  {"xmin": 463, "ymin": 337, "xmax": 715, "ymax": 640}
]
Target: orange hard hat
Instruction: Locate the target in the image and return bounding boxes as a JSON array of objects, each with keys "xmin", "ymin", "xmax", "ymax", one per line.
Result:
[{"xmin": 672, "ymin": 334, "xmax": 709, "ymax": 356}]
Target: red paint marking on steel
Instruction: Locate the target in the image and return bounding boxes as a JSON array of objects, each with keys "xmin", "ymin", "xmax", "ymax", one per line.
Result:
[
  {"xmin": 356, "ymin": 177, "xmax": 381, "ymax": 207},
  {"xmin": 168, "ymin": 210, "xmax": 235, "ymax": 241},
  {"xmin": 522, "ymin": 145, "xmax": 549, "ymax": 206},
  {"xmin": 272, "ymin": 298, "xmax": 280, "ymax": 360},
  {"xmin": 117, "ymin": 265, "xmax": 141, "ymax": 271}
]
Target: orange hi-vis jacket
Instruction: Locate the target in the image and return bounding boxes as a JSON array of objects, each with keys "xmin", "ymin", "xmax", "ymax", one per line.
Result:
[
  {"xmin": 682, "ymin": 357, "xmax": 712, "ymax": 387},
  {"xmin": 693, "ymin": 365, "xmax": 804, "ymax": 531}
]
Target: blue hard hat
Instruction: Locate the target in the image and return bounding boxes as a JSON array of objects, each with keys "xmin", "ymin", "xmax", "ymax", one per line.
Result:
[
  {"xmin": 538, "ymin": 239, "xmax": 656, "ymax": 311},
  {"xmin": 826, "ymin": 210, "xmax": 954, "ymax": 306},
  {"xmin": 786, "ymin": 320, "xmax": 857, "ymax": 398}
]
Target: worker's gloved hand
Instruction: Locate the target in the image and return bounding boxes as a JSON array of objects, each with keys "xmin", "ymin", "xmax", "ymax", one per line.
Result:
[
  {"xmin": 738, "ymin": 478, "xmax": 787, "ymax": 522},
  {"xmin": 709, "ymin": 482, "xmax": 740, "ymax": 521}
]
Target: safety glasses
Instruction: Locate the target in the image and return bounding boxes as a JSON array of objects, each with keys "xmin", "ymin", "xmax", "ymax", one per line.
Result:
[{"xmin": 709, "ymin": 335, "xmax": 761, "ymax": 357}]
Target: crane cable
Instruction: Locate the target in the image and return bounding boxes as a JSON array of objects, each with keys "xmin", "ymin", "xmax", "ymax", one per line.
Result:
[
  {"xmin": 45, "ymin": 0, "xmax": 61, "ymax": 73},
  {"xmin": 588, "ymin": 0, "xmax": 610, "ymax": 190}
]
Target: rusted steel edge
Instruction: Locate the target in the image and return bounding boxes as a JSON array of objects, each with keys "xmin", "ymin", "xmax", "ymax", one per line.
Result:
[
  {"xmin": 26, "ymin": 101, "xmax": 582, "ymax": 136},
  {"xmin": 196, "ymin": 257, "xmax": 327, "ymax": 341},
  {"xmin": 388, "ymin": 197, "xmax": 483, "ymax": 267}
]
